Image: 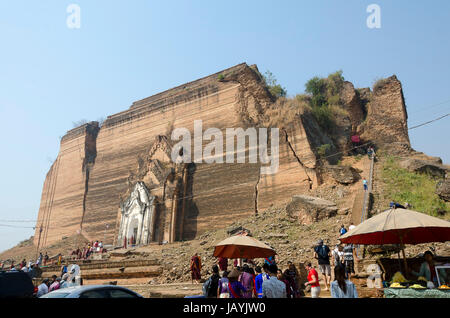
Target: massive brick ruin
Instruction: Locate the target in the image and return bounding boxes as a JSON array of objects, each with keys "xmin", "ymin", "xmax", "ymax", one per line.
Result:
[{"xmin": 34, "ymin": 63, "xmax": 411, "ymax": 248}]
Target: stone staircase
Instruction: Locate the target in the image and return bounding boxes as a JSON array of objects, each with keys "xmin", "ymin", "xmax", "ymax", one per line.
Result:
[
  {"xmin": 349, "ymin": 155, "xmax": 375, "ymax": 259},
  {"xmin": 40, "ymin": 258, "xmax": 163, "ymax": 285},
  {"xmin": 351, "ymin": 156, "xmax": 374, "ymax": 225}
]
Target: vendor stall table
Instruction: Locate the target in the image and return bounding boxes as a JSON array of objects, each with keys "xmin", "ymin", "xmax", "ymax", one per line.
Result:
[{"xmin": 384, "ymin": 288, "xmax": 450, "ymax": 298}]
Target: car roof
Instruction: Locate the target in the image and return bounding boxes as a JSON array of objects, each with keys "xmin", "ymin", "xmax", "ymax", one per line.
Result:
[{"xmin": 49, "ymin": 285, "xmax": 124, "ymax": 292}]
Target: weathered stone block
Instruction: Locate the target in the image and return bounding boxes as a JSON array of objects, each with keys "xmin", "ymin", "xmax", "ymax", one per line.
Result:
[
  {"xmin": 286, "ymin": 195, "xmax": 338, "ymax": 224},
  {"xmin": 327, "ymin": 165, "xmax": 360, "ymax": 184}
]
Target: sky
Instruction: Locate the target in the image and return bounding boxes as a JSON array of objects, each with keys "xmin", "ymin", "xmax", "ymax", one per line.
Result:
[{"xmin": 0, "ymin": 0, "xmax": 449, "ymax": 253}]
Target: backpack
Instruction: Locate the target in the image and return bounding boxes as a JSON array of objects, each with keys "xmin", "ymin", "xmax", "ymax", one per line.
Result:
[
  {"xmin": 316, "ymin": 245, "xmax": 329, "ymax": 260},
  {"xmin": 202, "ymin": 277, "xmax": 212, "ymax": 296}
]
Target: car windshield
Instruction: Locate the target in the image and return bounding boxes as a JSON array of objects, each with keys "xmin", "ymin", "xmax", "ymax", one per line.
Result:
[{"xmin": 41, "ymin": 292, "xmax": 71, "ymax": 298}]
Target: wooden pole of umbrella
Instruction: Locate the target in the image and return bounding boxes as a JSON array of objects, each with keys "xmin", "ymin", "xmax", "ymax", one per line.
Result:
[{"xmin": 399, "ymin": 235, "xmax": 408, "ymax": 274}]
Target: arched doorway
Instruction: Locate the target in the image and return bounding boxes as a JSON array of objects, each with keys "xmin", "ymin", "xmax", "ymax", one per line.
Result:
[{"xmin": 127, "ymin": 217, "xmax": 139, "ymax": 244}]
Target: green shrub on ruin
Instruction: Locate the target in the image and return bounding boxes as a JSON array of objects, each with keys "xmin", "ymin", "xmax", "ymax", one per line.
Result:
[
  {"xmin": 327, "ymin": 94, "xmax": 340, "ymax": 106},
  {"xmin": 326, "ymin": 70, "xmax": 345, "ymax": 97},
  {"xmin": 311, "ymin": 105, "xmax": 334, "ymax": 132},
  {"xmin": 305, "ymin": 76, "xmax": 327, "ymax": 108},
  {"xmin": 262, "ymin": 70, "xmax": 287, "ymax": 98},
  {"xmin": 303, "ymin": 71, "xmax": 346, "ymax": 131},
  {"xmin": 317, "ymin": 143, "xmax": 332, "ymax": 158}
]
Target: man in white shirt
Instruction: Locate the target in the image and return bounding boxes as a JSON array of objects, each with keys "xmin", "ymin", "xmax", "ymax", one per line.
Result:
[
  {"xmin": 262, "ymin": 264, "xmax": 287, "ymax": 298},
  {"xmin": 37, "ymin": 279, "xmax": 50, "ymax": 297}
]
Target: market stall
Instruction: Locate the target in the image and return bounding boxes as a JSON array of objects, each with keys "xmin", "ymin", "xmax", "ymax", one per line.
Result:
[{"xmin": 340, "ymin": 208, "xmax": 450, "ymax": 298}]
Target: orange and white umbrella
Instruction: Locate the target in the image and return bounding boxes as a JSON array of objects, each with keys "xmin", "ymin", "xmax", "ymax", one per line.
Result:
[{"xmin": 213, "ymin": 235, "xmax": 276, "ymax": 259}]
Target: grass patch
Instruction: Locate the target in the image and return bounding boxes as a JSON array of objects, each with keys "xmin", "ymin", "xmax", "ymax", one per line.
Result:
[
  {"xmin": 373, "ymin": 77, "xmax": 389, "ymax": 92},
  {"xmin": 263, "ymin": 96, "xmax": 310, "ymax": 128},
  {"xmin": 381, "ymin": 156, "xmax": 449, "ymax": 217}
]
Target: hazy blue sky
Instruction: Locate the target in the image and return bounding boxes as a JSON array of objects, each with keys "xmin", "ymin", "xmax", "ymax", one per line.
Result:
[{"xmin": 1, "ymin": 1, "xmax": 449, "ymax": 253}]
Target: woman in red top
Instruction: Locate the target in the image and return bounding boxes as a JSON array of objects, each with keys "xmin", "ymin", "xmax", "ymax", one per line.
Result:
[{"xmin": 305, "ymin": 262, "xmax": 321, "ymax": 298}]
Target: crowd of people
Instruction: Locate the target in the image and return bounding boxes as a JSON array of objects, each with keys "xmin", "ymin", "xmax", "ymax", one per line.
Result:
[
  {"xmin": 36, "ymin": 271, "xmax": 81, "ymax": 297},
  {"xmin": 193, "ymin": 225, "xmax": 360, "ymax": 299},
  {"xmin": 2, "ymin": 241, "xmax": 105, "ymax": 274},
  {"xmin": 0, "ymin": 250, "xmax": 66, "ymax": 278},
  {"xmin": 70, "ymin": 240, "xmax": 106, "ymax": 260}
]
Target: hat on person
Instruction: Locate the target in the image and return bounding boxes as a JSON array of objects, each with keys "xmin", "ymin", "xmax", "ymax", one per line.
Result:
[
  {"xmin": 62, "ymin": 273, "xmax": 69, "ymax": 281},
  {"xmin": 228, "ymin": 269, "xmax": 241, "ymax": 279},
  {"xmin": 317, "ymin": 239, "xmax": 323, "ymax": 245}
]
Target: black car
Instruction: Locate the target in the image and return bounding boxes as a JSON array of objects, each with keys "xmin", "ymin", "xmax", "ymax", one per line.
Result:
[{"xmin": 0, "ymin": 271, "xmax": 35, "ymax": 298}]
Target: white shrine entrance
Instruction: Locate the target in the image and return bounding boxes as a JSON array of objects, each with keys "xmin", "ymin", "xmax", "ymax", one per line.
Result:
[{"xmin": 117, "ymin": 182, "xmax": 156, "ymax": 246}]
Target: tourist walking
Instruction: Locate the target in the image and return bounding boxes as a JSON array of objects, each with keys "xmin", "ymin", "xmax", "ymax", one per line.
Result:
[
  {"xmin": 363, "ymin": 178, "xmax": 368, "ymax": 191},
  {"xmin": 277, "ymin": 269, "xmax": 292, "ymax": 298},
  {"xmin": 254, "ymin": 266, "xmax": 269, "ymax": 298},
  {"xmin": 27, "ymin": 263, "xmax": 36, "ymax": 279},
  {"xmin": 190, "ymin": 253, "xmax": 202, "ymax": 284},
  {"xmin": 262, "ymin": 264, "xmax": 286, "ymax": 298},
  {"xmin": 228, "ymin": 269, "xmax": 247, "ymax": 298},
  {"xmin": 61, "ymin": 263, "xmax": 68, "ymax": 277},
  {"xmin": 330, "ymin": 265, "xmax": 358, "ymax": 298},
  {"xmin": 218, "ymin": 271, "xmax": 230, "ymax": 298},
  {"xmin": 204, "ymin": 265, "xmax": 220, "ymax": 298},
  {"xmin": 304, "ymin": 262, "xmax": 321, "ymax": 298},
  {"xmin": 43, "ymin": 252, "xmax": 49, "ymax": 266},
  {"xmin": 343, "ymin": 243, "xmax": 357, "ymax": 279},
  {"xmin": 367, "ymin": 146, "xmax": 375, "ymax": 159},
  {"xmin": 36, "ymin": 253, "xmax": 43, "ymax": 267},
  {"xmin": 348, "ymin": 222, "xmax": 356, "ymax": 231},
  {"xmin": 332, "ymin": 244, "xmax": 345, "ymax": 269},
  {"xmin": 239, "ymin": 265, "xmax": 254, "ymax": 298},
  {"xmin": 314, "ymin": 239, "xmax": 331, "ymax": 290},
  {"xmin": 339, "ymin": 225, "xmax": 347, "ymax": 236},
  {"xmin": 284, "ymin": 262, "xmax": 300, "ymax": 298}
]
